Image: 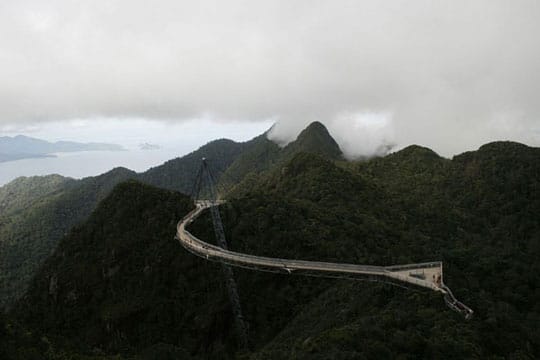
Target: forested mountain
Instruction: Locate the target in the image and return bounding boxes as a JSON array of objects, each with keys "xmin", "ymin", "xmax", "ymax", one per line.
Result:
[
  {"xmin": 222, "ymin": 121, "xmax": 343, "ymax": 194},
  {"xmin": 280, "ymin": 121, "xmax": 342, "ymax": 160},
  {"xmin": 140, "ymin": 121, "xmax": 343, "ymax": 195},
  {"xmin": 138, "ymin": 138, "xmax": 249, "ymax": 193},
  {"xmin": 0, "ymin": 167, "xmax": 137, "ymax": 308},
  {"xmin": 0, "ymin": 137, "xmax": 249, "ymax": 309},
  {"xmin": 0, "ymin": 122, "xmax": 346, "ymax": 309},
  {"xmin": 0, "ymin": 175, "xmax": 74, "ymax": 215},
  {"xmin": 3, "ymin": 132, "xmax": 539, "ymax": 358}
]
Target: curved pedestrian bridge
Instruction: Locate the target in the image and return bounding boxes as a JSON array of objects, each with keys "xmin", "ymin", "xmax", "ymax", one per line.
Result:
[{"xmin": 176, "ymin": 200, "xmax": 473, "ymax": 319}]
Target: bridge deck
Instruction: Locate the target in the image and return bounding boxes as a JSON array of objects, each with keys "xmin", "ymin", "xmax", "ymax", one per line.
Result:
[{"xmin": 177, "ymin": 201, "xmax": 473, "ymax": 319}]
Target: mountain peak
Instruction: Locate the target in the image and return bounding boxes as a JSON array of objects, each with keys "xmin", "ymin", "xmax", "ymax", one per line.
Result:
[
  {"xmin": 301, "ymin": 120, "xmax": 326, "ymax": 132},
  {"xmin": 284, "ymin": 122, "xmax": 342, "ymax": 159},
  {"xmin": 296, "ymin": 121, "xmax": 333, "ymax": 141},
  {"xmin": 477, "ymin": 141, "xmax": 532, "ymax": 153},
  {"xmin": 397, "ymin": 145, "xmax": 441, "ymax": 159}
]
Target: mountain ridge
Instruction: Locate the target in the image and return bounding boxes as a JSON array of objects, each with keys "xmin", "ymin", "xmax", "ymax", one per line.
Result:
[
  {"xmin": 0, "ymin": 167, "xmax": 137, "ymax": 309},
  {"xmin": 1, "ymin": 123, "xmax": 539, "ymax": 359},
  {"xmin": 1, "ymin": 123, "xmax": 538, "ymax": 311},
  {"xmin": 282, "ymin": 121, "xmax": 343, "ymax": 160},
  {"xmin": 222, "ymin": 122, "xmax": 344, "ymax": 195},
  {"xmin": 7, "ymin": 137, "xmax": 540, "ymax": 358}
]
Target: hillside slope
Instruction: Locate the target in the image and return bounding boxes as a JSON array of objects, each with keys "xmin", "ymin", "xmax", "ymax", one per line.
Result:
[
  {"xmin": 11, "ymin": 142, "xmax": 540, "ymax": 359},
  {"xmin": 13, "ymin": 181, "xmax": 239, "ymax": 358},
  {"xmin": 0, "ymin": 174, "xmax": 75, "ymax": 215},
  {"xmin": 0, "ymin": 136, "xmax": 253, "ymax": 308},
  {"xmin": 138, "ymin": 138, "xmax": 249, "ymax": 193},
  {"xmin": 0, "ymin": 168, "xmax": 137, "ymax": 309},
  {"xmin": 0, "ymin": 122, "xmax": 342, "ymax": 308},
  {"xmin": 224, "ymin": 122, "xmax": 343, "ymax": 196}
]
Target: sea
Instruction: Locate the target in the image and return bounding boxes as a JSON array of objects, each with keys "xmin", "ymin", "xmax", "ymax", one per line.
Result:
[{"xmin": 0, "ymin": 148, "xmax": 185, "ymax": 186}]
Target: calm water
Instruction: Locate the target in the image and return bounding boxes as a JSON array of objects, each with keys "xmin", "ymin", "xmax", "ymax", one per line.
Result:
[{"xmin": 0, "ymin": 149, "xmax": 186, "ymax": 186}]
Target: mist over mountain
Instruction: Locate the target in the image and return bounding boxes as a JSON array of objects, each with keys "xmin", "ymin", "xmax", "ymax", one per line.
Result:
[
  {"xmin": 0, "ymin": 122, "xmax": 344, "ymax": 310},
  {"xmin": 0, "ymin": 122, "xmax": 539, "ymax": 358},
  {"xmin": 221, "ymin": 121, "xmax": 343, "ymax": 195},
  {"xmin": 2, "ymin": 0, "xmax": 539, "ymax": 357},
  {"xmin": 2, "ymin": 1, "xmax": 539, "ymax": 157}
]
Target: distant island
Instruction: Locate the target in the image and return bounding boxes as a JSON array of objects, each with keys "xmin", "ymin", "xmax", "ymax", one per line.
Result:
[
  {"xmin": 0, "ymin": 135, "xmax": 125, "ymax": 163},
  {"xmin": 139, "ymin": 143, "xmax": 161, "ymax": 150}
]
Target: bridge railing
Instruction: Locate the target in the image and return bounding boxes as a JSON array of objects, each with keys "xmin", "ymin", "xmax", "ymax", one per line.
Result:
[{"xmin": 177, "ymin": 200, "xmax": 473, "ymax": 319}]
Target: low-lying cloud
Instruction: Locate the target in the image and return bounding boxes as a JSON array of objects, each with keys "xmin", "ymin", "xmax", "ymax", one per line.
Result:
[{"xmin": 1, "ymin": 0, "xmax": 539, "ymax": 157}]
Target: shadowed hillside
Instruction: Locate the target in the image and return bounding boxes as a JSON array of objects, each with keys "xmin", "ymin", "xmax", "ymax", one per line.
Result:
[
  {"xmin": 0, "ymin": 167, "xmax": 137, "ymax": 309},
  {"xmin": 8, "ymin": 140, "xmax": 540, "ymax": 358},
  {"xmin": 223, "ymin": 122, "xmax": 343, "ymax": 196},
  {"xmin": 0, "ymin": 122, "xmax": 345, "ymax": 309},
  {"xmin": 1, "ymin": 121, "xmax": 539, "ymax": 358}
]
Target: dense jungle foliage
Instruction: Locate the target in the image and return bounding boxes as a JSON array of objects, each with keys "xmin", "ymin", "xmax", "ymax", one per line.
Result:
[
  {"xmin": 139, "ymin": 138, "xmax": 250, "ymax": 194},
  {"xmin": 0, "ymin": 136, "xmax": 251, "ymax": 310},
  {"xmin": 0, "ymin": 136, "xmax": 256, "ymax": 310},
  {"xmin": 0, "ymin": 168, "xmax": 137, "ymax": 309},
  {"xmin": 1, "ymin": 122, "xmax": 539, "ymax": 359},
  {"xmin": 0, "ymin": 122, "xmax": 338, "ymax": 309}
]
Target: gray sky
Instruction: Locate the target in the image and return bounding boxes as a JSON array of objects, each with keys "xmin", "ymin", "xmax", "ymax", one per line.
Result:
[{"xmin": 1, "ymin": 0, "xmax": 539, "ymax": 158}]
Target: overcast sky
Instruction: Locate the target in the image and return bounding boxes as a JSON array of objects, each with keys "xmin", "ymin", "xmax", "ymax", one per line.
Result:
[{"xmin": 1, "ymin": 0, "xmax": 539, "ymax": 158}]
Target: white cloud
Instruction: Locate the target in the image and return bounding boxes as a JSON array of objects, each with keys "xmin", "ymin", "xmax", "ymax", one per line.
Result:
[{"xmin": 0, "ymin": 0, "xmax": 539, "ymax": 156}]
